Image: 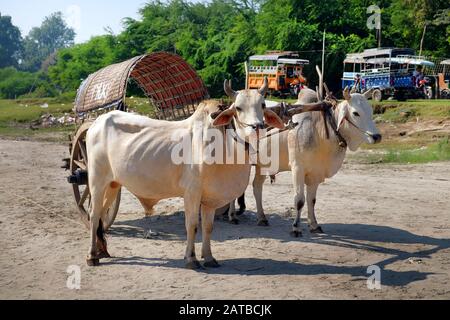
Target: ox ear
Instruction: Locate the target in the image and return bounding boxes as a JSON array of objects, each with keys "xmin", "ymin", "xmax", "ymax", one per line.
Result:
[
  {"xmin": 212, "ymin": 107, "xmax": 236, "ymax": 127},
  {"xmin": 337, "ymin": 103, "xmax": 349, "ymax": 130},
  {"xmin": 264, "ymin": 109, "xmax": 285, "ymax": 129}
]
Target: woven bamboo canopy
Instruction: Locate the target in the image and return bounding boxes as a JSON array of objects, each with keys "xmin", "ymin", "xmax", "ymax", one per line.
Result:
[{"xmin": 74, "ymin": 52, "xmax": 209, "ymax": 119}]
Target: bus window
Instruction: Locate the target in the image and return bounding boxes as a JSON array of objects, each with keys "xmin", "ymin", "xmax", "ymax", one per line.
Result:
[
  {"xmin": 344, "ymin": 63, "xmax": 355, "ymax": 72},
  {"xmin": 286, "ymin": 66, "xmax": 294, "ymax": 78}
]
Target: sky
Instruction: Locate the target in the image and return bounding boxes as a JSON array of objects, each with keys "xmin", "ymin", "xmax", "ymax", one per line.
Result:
[{"xmin": 0, "ymin": 0, "xmax": 148, "ymax": 43}]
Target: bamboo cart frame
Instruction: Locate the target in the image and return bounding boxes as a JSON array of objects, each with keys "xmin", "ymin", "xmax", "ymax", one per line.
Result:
[{"xmin": 64, "ymin": 52, "xmax": 209, "ymax": 229}]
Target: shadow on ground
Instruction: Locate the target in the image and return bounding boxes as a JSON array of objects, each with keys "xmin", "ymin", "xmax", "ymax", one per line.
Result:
[
  {"xmin": 106, "ymin": 211, "xmax": 449, "ymax": 287},
  {"xmin": 102, "ymin": 255, "xmax": 430, "ymax": 287}
]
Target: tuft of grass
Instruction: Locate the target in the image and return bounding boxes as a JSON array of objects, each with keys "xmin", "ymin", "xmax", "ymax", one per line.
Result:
[
  {"xmin": 124, "ymin": 97, "xmax": 157, "ymax": 116},
  {"xmin": 364, "ymin": 138, "xmax": 450, "ymax": 164}
]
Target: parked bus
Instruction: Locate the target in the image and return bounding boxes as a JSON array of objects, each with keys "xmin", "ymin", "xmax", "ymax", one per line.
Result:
[
  {"xmin": 247, "ymin": 51, "xmax": 309, "ymax": 97},
  {"xmin": 342, "ymin": 47, "xmax": 435, "ymax": 101}
]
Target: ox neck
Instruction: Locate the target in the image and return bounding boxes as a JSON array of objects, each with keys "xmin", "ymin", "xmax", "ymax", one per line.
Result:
[
  {"xmin": 328, "ymin": 104, "xmax": 348, "ymax": 149},
  {"xmin": 230, "ymin": 117, "xmax": 251, "ymax": 153}
]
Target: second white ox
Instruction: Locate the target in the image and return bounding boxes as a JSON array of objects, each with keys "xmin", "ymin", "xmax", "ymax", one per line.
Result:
[
  {"xmin": 85, "ymin": 79, "xmax": 284, "ymax": 268},
  {"xmin": 231, "ymin": 87, "xmax": 381, "ymax": 236}
]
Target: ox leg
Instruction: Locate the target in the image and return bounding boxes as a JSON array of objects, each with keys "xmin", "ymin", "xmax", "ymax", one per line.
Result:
[
  {"xmin": 87, "ymin": 183, "xmax": 118, "ymax": 266},
  {"xmin": 201, "ymin": 205, "xmax": 220, "ymax": 268},
  {"xmin": 228, "ymin": 200, "xmax": 239, "ymax": 225},
  {"xmin": 87, "ymin": 206, "xmax": 101, "ymax": 266},
  {"xmin": 228, "ymin": 193, "xmax": 246, "ymax": 224},
  {"xmin": 237, "ymin": 193, "xmax": 246, "ymax": 215},
  {"xmin": 184, "ymin": 195, "xmax": 202, "ymax": 270},
  {"xmin": 307, "ymin": 183, "xmax": 323, "ymax": 234},
  {"xmin": 291, "ymin": 166, "xmax": 305, "ymax": 238},
  {"xmin": 253, "ymin": 167, "xmax": 268, "ymax": 226}
]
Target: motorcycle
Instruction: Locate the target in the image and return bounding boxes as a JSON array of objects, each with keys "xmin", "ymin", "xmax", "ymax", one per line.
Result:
[{"xmin": 417, "ymin": 77, "xmax": 433, "ymax": 99}]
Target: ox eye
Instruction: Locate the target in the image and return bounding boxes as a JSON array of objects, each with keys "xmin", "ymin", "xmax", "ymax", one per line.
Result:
[
  {"xmin": 262, "ymin": 103, "xmax": 266, "ymax": 109},
  {"xmin": 353, "ymin": 112, "xmax": 360, "ymax": 117},
  {"xmin": 236, "ymin": 106, "xmax": 242, "ymax": 112}
]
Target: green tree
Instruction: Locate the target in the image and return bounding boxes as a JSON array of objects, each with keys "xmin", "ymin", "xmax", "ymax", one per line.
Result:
[
  {"xmin": 49, "ymin": 35, "xmax": 118, "ymax": 92},
  {"xmin": 21, "ymin": 12, "xmax": 75, "ymax": 72},
  {"xmin": 0, "ymin": 67, "xmax": 55, "ymax": 99},
  {"xmin": 40, "ymin": 0, "xmax": 450, "ymax": 97},
  {"xmin": 0, "ymin": 13, "xmax": 22, "ymax": 68}
]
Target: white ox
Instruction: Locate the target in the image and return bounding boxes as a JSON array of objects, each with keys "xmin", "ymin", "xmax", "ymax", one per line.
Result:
[
  {"xmin": 85, "ymin": 79, "xmax": 284, "ymax": 268},
  {"xmin": 232, "ymin": 87, "xmax": 382, "ymax": 236}
]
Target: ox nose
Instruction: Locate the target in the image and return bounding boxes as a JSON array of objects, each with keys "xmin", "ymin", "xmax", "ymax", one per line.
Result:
[{"xmin": 372, "ymin": 134, "xmax": 382, "ymax": 144}]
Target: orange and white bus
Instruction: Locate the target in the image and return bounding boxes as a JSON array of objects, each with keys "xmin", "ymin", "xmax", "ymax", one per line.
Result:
[{"xmin": 247, "ymin": 51, "xmax": 309, "ymax": 97}]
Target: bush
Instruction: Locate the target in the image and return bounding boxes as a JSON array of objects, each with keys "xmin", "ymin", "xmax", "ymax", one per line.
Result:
[
  {"xmin": 0, "ymin": 67, "xmax": 58, "ymax": 99},
  {"xmin": 54, "ymin": 91, "xmax": 77, "ymax": 103},
  {"xmin": 0, "ymin": 67, "xmax": 37, "ymax": 99}
]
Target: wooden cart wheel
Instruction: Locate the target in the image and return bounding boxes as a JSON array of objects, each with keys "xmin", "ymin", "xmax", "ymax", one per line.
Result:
[{"xmin": 70, "ymin": 121, "xmax": 121, "ymax": 231}]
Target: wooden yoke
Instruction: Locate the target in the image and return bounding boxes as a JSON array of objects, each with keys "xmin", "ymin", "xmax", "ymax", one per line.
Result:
[{"xmin": 267, "ymin": 100, "xmax": 335, "ymax": 123}]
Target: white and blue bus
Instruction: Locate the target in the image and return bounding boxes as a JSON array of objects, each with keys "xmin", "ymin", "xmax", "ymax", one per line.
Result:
[{"xmin": 342, "ymin": 48, "xmax": 435, "ymax": 101}]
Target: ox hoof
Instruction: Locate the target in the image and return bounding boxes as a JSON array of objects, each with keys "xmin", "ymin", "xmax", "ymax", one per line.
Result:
[
  {"xmin": 229, "ymin": 218, "xmax": 239, "ymax": 225},
  {"xmin": 97, "ymin": 251, "xmax": 111, "ymax": 259},
  {"xmin": 290, "ymin": 230, "xmax": 303, "ymax": 238},
  {"xmin": 185, "ymin": 260, "xmax": 204, "ymax": 270},
  {"xmin": 257, "ymin": 219, "xmax": 269, "ymax": 227},
  {"xmin": 310, "ymin": 226, "xmax": 324, "ymax": 234},
  {"xmin": 86, "ymin": 258, "xmax": 100, "ymax": 267},
  {"xmin": 204, "ymin": 259, "xmax": 220, "ymax": 268}
]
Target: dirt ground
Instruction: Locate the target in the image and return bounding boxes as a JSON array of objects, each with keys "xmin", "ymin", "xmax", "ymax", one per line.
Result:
[{"xmin": 0, "ymin": 138, "xmax": 449, "ymax": 300}]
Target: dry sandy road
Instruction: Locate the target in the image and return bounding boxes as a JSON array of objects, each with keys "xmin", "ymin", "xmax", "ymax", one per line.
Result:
[{"xmin": 0, "ymin": 138, "xmax": 449, "ymax": 299}]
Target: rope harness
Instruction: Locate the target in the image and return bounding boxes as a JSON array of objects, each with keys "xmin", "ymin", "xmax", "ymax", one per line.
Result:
[{"xmin": 343, "ymin": 115, "xmax": 375, "ymax": 139}]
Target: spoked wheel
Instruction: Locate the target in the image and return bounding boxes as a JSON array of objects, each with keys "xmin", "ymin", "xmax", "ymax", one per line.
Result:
[{"xmin": 69, "ymin": 121, "xmax": 121, "ymax": 231}]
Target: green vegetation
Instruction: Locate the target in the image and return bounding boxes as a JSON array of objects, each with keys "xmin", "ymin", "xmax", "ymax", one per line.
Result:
[
  {"xmin": 1, "ymin": 1, "xmax": 449, "ymax": 162},
  {"xmin": 1, "ymin": 0, "xmax": 450, "ymax": 99},
  {"xmin": 0, "ymin": 98, "xmax": 74, "ymax": 141},
  {"xmin": 372, "ymin": 100, "xmax": 450, "ymax": 122},
  {"xmin": 361, "ymin": 138, "xmax": 450, "ymax": 164},
  {"xmin": 355, "ymin": 100, "xmax": 450, "ymax": 164},
  {"xmin": 1, "ymin": 97, "xmax": 449, "ymax": 163},
  {"xmin": 0, "ymin": 98, "xmax": 72, "ymax": 123}
]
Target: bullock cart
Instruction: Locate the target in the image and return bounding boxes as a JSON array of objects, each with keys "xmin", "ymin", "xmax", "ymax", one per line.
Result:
[{"xmin": 62, "ymin": 52, "xmax": 209, "ymax": 230}]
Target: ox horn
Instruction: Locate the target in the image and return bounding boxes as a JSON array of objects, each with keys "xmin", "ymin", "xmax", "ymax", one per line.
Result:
[
  {"xmin": 224, "ymin": 79, "xmax": 237, "ymax": 100},
  {"xmin": 350, "ymin": 86, "xmax": 357, "ymax": 94},
  {"xmin": 258, "ymin": 77, "xmax": 269, "ymax": 96},
  {"xmin": 343, "ymin": 86, "xmax": 351, "ymax": 101},
  {"xmin": 323, "ymin": 82, "xmax": 331, "ymax": 98},
  {"xmin": 363, "ymin": 88, "xmax": 374, "ymax": 100}
]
